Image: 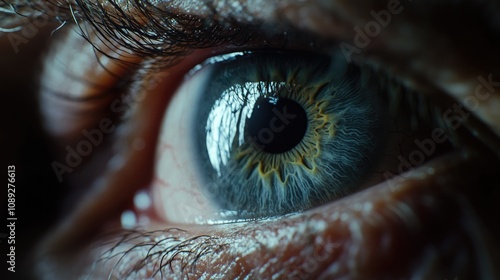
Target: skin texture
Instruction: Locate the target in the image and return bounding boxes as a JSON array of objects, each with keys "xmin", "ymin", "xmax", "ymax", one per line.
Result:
[{"xmin": 1, "ymin": 0, "xmax": 500, "ymax": 279}]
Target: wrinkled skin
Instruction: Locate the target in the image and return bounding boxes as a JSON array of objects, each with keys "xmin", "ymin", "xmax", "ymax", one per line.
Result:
[{"xmin": 1, "ymin": 0, "xmax": 500, "ymax": 279}]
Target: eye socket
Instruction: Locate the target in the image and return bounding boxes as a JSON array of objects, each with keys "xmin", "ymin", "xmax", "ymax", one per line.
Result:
[{"xmin": 149, "ymin": 50, "xmax": 445, "ymax": 224}]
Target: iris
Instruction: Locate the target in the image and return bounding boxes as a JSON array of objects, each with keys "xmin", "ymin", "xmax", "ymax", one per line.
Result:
[{"xmin": 191, "ymin": 51, "xmax": 388, "ymax": 218}]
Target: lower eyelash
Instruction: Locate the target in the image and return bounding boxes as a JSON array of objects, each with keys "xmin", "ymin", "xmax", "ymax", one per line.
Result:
[{"xmin": 90, "ymin": 228, "xmax": 224, "ymax": 279}]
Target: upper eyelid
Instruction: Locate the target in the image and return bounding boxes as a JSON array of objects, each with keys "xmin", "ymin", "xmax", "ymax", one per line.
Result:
[{"xmin": 4, "ymin": 0, "xmax": 338, "ymax": 63}]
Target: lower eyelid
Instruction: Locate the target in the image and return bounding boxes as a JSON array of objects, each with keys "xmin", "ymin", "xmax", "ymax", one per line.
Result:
[{"xmin": 83, "ymin": 152, "xmax": 495, "ymax": 279}]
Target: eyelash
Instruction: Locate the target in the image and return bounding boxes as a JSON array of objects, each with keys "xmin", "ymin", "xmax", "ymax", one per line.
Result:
[
  {"xmin": 68, "ymin": 0, "xmax": 261, "ymax": 67},
  {"xmin": 92, "ymin": 228, "xmax": 222, "ymax": 279}
]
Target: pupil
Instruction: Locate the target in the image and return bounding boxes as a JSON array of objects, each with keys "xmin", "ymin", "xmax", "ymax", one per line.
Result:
[{"xmin": 246, "ymin": 96, "xmax": 308, "ymax": 154}]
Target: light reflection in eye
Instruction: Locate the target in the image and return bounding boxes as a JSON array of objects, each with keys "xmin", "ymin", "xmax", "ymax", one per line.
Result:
[{"xmin": 205, "ymin": 81, "xmax": 266, "ymax": 175}]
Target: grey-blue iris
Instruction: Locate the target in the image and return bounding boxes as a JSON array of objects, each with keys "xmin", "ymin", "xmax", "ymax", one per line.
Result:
[{"xmin": 192, "ymin": 51, "xmax": 388, "ymax": 219}]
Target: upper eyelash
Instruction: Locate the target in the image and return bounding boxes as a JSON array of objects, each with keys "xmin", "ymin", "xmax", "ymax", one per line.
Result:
[{"xmin": 1, "ymin": 0, "xmax": 261, "ymax": 67}]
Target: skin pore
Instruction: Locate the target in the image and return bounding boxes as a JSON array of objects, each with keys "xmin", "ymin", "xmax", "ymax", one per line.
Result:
[{"xmin": 2, "ymin": 0, "xmax": 500, "ymax": 279}]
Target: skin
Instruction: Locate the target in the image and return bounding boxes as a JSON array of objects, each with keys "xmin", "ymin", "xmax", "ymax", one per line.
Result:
[{"xmin": 2, "ymin": 0, "xmax": 500, "ymax": 279}]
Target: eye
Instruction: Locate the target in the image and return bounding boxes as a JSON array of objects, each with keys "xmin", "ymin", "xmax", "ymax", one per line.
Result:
[
  {"xmin": 9, "ymin": 1, "xmax": 500, "ymax": 278},
  {"xmin": 149, "ymin": 50, "xmax": 447, "ymax": 224}
]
